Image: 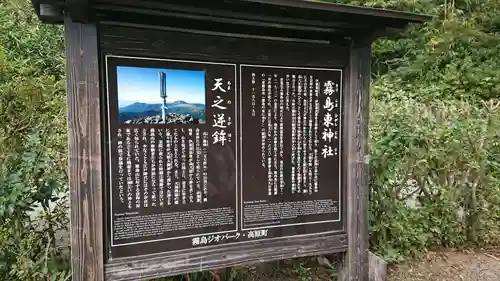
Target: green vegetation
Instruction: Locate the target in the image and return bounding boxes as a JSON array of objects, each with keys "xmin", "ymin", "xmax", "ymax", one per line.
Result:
[
  {"xmin": 0, "ymin": 0, "xmax": 69, "ymax": 280},
  {"xmin": 1, "ymin": 0, "xmax": 500, "ymax": 280},
  {"xmin": 326, "ymin": 0, "xmax": 500, "ymax": 262}
]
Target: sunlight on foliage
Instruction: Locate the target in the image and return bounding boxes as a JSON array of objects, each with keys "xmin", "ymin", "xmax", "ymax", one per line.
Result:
[
  {"xmin": 328, "ymin": 0, "xmax": 500, "ymax": 262},
  {"xmin": 0, "ymin": 0, "xmax": 68, "ymax": 280},
  {"xmin": 2, "ymin": 0, "xmax": 500, "ymax": 280}
]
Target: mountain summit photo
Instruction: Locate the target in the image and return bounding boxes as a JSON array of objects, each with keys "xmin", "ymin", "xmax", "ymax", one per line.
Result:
[
  {"xmin": 116, "ymin": 65, "xmax": 206, "ymax": 124},
  {"xmin": 119, "ymin": 100, "xmax": 205, "ymax": 124}
]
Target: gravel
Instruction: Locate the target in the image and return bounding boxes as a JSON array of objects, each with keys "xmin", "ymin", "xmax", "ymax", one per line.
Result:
[{"xmin": 124, "ymin": 113, "xmax": 205, "ymax": 124}]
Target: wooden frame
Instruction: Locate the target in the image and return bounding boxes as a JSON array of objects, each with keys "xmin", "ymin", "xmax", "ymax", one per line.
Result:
[
  {"xmin": 32, "ymin": 1, "xmax": 431, "ymax": 281},
  {"xmin": 99, "ymin": 24, "xmax": 348, "ymax": 281},
  {"xmin": 338, "ymin": 37, "xmax": 372, "ymax": 281},
  {"xmin": 64, "ymin": 16, "xmax": 104, "ymax": 281}
]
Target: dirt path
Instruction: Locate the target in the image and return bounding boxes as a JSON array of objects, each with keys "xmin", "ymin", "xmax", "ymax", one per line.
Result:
[
  {"xmin": 159, "ymin": 248, "xmax": 500, "ymax": 281},
  {"xmin": 389, "ymin": 248, "xmax": 500, "ymax": 281},
  {"xmin": 244, "ymin": 248, "xmax": 500, "ymax": 281}
]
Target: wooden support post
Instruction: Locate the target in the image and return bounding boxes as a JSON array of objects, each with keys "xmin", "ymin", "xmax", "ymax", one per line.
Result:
[
  {"xmin": 338, "ymin": 38, "xmax": 371, "ymax": 281},
  {"xmin": 66, "ymin": 0, "xmax": 89, "ymax": 23},
  {"xmin": 28, "ymin": 2, "xmax": 429, "ymax": 281},
  {"xmin": 369, "ymin": 251, "xmax": 388, "ymax": 281},
  {"xmin": 64, "ymin": 16, "xmax": 104, "ymax": 281}
]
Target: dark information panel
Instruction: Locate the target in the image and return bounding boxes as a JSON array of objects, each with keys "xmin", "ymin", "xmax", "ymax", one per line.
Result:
[
  {"xmin": 105, "ymin": 55, "xmax": 343, "ymax": 258},
  {"xmin": 239, "ymin": 65, "xmax": 342, "ymax": 231}
]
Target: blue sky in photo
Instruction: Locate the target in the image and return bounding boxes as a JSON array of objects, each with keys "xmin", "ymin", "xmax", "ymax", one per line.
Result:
[{"xmin": 116, "ymin": 66, "xmax": 206, "ymax": 107}]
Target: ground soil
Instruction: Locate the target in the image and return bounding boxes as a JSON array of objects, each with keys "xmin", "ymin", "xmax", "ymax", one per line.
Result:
[
  {"xmin": 243, "ymin": 247, "xmax": 500, "ymax": 281},
  {"xmin": 388, "ymin": 247, "xmax": 500, "ymax": 281},
  {"xmin": 165, "ymin": 247, "xmax": 500, "ymax": 281}
]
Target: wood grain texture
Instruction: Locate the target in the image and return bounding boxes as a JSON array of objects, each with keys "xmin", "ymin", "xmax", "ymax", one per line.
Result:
[
  {"xmin": 98, "ymin": 24, "xmax": 349, "ymax": 281},
  {"xmin": 66, "ymin": 0, "xmax": 89, "ymax": 23},
  {"xmin": 93, "ymin": 0, "xmax": 370, "ymax": 30},
  {"xmin": 105, "ymin": 234, "xmax": 347, "ymax": 281},
  {"xmin": 98, "ymin": 25, "xmax": 349, "ymax": 68},
  {"xmin": 91, "ymin": 0, "xmax": 431, "ymax": 33},
  {"xmin": 338, "ymin": 39, "xmax": 371, "ymax": 281},
  {"xmin": 64, "ymin": 17, "xmax": 104, "ymax": 281},
  {"xmin": 369, "ymin": 251, "xmax": 387, "ymax": 281}
]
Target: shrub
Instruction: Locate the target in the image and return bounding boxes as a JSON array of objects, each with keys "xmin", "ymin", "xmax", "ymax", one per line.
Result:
[
  {"xmin": 2, "ymin": 0, "xmax": 500, "ymax": 280},
  {"xmin": 369, "ymin": 97, "xmax": 500, "ymax": 262},
  {"xmin": 0, "ymin": 1, "xmax": 69, "ymax": 280}
]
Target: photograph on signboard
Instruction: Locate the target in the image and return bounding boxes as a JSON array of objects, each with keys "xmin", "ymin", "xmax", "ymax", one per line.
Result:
[{"xmin": 116, "ymin": 66, "xmax": 206, "ymax": 124}]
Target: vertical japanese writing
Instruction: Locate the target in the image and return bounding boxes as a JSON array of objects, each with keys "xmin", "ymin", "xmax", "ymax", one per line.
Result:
[
  {"xmin": 125, "ymin": 128, "xmax": 133, "ymax": 209},
  {"xmin": 301, "ymin": 75, "xmax": 308, "ymax": 194},
  {"xmin": 238, "ymin": 64, "xmax": 343, "ymax": 249},
  {"xmin": 321, "ymin": 80, "xmax": 340, "ymax": 158},
  {"xmin": 297, "ymin": 75, "xmax": 303, "ymax": 194},
  {"xmin": 211, "ymin": 78, "xmax": 230, "ymax": 146},
  {"xmin": 272, "ymin": 74, "xmax": 279, "ymax": 196},
  {"xmin": 133, "ymin": 128, "xmax": 141, "ymax": 209},
  {"xmin": 195, "ymin": 128, "xmax": 202, "ymax": 203},
  {"xmin": 290, "ymin": 74, "xmax": 296, "ymax": 194},
  {"xmin": 173, "ymin": 129, "xmax": 179, "ymax": 205},
  {"xmin": 267, "ymin": 74, "xmax": 272, "ymax": 195},
  {"xmin": 117, "ymin": 129, "xmax": 124, "ymax": 204},
  {"xmin": 261, "ymin": 73, "xmax": 266, "ymax": 172},
  {"xmin": 314, "ymin": 79, "xmax": 320, "ymax": 193},
  {"xmin": 202, "ymin": 131, "xmax": 208, "ymax": 202},
  {"xmin": 109, "ymin": 60, "xmax": 239, "ymax": 253},
  {"xmin": 242, "ymin": 66, "xmax": 341, "ymax": 200},
  {"xmin": 251, "ymin": 73, "xmax": 256, "ymax": 117},
  {"xmin": 279, "ymin": 76, "xmax": 285, "ymax": 195},
  {"xmin": 188, "ymin": 128, "xmax": 194, "ymax": 204},
  {"xmin": 306, "ymin": 75, "xmax": 310, "ymax": 194},
  {"xmin": 181, "ymin": 133, "xmax": 187, "ymax": 204},
  {"xmin": 142, "ymin": 128, "xmax": 149, "ymax": 208},
  {"xmin": 166, "ymin": 129, "xmax": 172, "ymax": 206},
  {"xmin": 157, "ymin": 128, "xmax": 164, "ymax": 207},
  {"xmin": 150, "ymin": 128, "xmax": 157, "ymax": 207}
]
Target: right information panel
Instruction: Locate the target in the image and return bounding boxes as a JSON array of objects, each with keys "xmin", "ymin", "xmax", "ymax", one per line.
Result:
[{"xmin": 240, "ymin": 64, "xmax": 343, "ymax": 234}]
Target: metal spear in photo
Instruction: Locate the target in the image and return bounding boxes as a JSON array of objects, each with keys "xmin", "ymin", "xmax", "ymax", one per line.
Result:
[{"xmin": 159, "ymin": 71, "xmax": 167, "ymax": 123}]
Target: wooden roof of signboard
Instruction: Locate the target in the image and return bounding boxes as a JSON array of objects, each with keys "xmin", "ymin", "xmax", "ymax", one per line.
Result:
[{"xmin": 32, "ymin": 0, "xmax": 432, "ymax": 41}]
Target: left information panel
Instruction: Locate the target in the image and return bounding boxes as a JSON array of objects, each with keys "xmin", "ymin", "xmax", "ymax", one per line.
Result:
[{"xmin": 105, "ymin": 55, "xmax": 238, "ymax": 258}]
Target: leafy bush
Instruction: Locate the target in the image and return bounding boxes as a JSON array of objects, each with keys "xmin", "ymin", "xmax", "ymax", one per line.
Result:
[
  {"xmin": 369, "ymin": 97, "xmax": 500, "ymax": 262},
  {"xmin": 0, "ymin": 0, "xmax": 69, "ymax": 280},
  {"xmin": 2, "ymin": 0, "xmax": 500, "ymax": 280},
  {"xmin": 0, "ymin": 134, "xmax": 70, "ymax": 280},
  {"xmin": 326, "ymin": 0, "xmax": 500, "ymax": 263}
]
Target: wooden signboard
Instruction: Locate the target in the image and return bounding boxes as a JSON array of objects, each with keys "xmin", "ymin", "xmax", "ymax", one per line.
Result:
[{"xmin": 31, "ymin": 1, "xmax": 431, "ymax": 281}]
